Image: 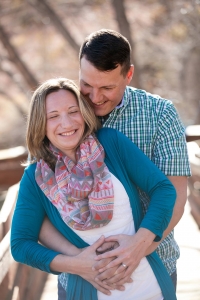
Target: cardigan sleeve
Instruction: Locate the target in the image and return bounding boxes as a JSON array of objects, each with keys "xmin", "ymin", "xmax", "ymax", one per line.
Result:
[
  {"xmin": 11, "ymin": 164, "xmax": 61, "ymax": 274},
  {"xmin": 97, "ymin": 128, "xmax": 177, "ymax": 241}
]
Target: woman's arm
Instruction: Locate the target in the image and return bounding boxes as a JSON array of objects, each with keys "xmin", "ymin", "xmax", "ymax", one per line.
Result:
[
  {"xmin": 10, "ymin": 166, "xmax": 116, "ymax": 294},
  {"xmin": 11, "ymin": 167, "xmax": 61, "ymax": 273},
  {"xmin": 49, "ymin": 236, "xmax": 115, "ymax": 296},
  {"xmin": 93, "ymin": 128, "xmax": 176, "ymax": 284}
]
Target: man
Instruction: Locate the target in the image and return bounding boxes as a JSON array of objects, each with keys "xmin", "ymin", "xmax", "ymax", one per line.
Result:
[{"xmin": 40, "ymin": 29, "xmax": 190, "ymax": 297}]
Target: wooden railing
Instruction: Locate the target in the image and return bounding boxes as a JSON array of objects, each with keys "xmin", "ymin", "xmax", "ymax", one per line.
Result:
[
  {"xmin": 0, "ymin": 146, "xmax": 27, "ymax": 191},
  {"xmin": 0, "ymin": 183, "xmax": 48, "ymax": 300},
  {"xmin": 0, "ymin": 147, "xmax": 48, "ymax": 300},
  {"xmin": 185, "ymin": 124, "xmax": 200, "ymax": 228},
  {"xmin": 185, "ymin": 125, "xmax": 200, "ymax": 143},
  {"xmin": 187, "ymin": 141, "xmax": 200, "ymax": 228}
]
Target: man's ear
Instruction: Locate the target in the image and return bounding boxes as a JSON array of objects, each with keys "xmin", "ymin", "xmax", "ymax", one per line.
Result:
[{"xmin": 127, "ymin": 65, "xmax": 134, "ymax": 83}]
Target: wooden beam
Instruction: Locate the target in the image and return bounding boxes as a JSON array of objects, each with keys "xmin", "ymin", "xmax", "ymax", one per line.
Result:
[{"xmin": 0, "ymin": 230, "xmax": 14, "ymax": 284}]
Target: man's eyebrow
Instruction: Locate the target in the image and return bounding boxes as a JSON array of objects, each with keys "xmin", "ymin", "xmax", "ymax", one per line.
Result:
[
  {"xmin": 101, "ymin": 84, "xmax": 116, "ymax": 88},
  {"xmin": 81, "ymin": 79, "xmax": 91, "ymax": 86}
]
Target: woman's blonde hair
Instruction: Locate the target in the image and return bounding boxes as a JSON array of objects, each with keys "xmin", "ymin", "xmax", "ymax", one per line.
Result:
[{"xmin": 26, "ymin": 78, "xmax": 100, "ymax": 169}]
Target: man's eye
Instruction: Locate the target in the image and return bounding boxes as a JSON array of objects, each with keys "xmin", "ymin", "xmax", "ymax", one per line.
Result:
[{"xmin": 104, "ymin": 87, "xmax": 113, "ymax": 90}]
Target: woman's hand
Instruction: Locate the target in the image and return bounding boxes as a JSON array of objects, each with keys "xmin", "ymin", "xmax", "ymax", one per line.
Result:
[
  {"xmin": 72, "ymin": 236, "xmax": 118, "ymax": 295},
  {"xmin": 94, "ymin": 230, "xmax": 155, "ymax": 285}
]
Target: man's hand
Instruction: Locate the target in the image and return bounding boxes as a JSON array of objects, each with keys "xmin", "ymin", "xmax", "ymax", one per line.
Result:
[
  {"xmin": 94, "ymin": 229, "xmax": 155, "ymax": 284},
  {"xmin": 93, "ymin": 241, "xmax": 131, "ymax": 289}
]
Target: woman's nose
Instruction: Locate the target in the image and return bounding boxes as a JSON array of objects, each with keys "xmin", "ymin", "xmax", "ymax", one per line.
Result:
[{"xmin": 60, "ymin": 115, "xmax": 71, "ymax": 128}]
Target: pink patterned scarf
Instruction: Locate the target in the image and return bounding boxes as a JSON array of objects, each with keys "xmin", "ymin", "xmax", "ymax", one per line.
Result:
[{"xmin": 35, "ymin": 135, "xmax": 114, "ymax": 230}]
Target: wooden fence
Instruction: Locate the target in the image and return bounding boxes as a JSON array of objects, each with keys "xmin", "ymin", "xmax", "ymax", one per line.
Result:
[
  {"xmin": 187, "ymin": 142, "xmax": 200, "ymax": 228},
  {"xmin": 186, "ymin": 125, "xmax": 200, "ymax": 228},
  {"xmin": 0, "ymin": 181, "xmax": 48, "ymax": 300},
  {"xmin": 0, "ymin": 147, "xmax": 48, "ymax": 300}
]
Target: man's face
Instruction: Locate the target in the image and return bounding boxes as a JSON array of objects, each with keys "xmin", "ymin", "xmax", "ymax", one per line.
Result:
[{"xmin": 79, "ymin": 56, "xmax": 134, "ymax": 116}]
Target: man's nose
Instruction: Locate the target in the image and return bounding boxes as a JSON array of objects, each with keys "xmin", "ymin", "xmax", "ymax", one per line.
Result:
[{"xmin": 90, "ymin": 89, "xmax": 102, "ymax": 104}]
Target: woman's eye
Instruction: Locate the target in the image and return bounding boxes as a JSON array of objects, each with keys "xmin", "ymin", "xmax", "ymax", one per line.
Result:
[
  {"xmin": 48, "ymin": 115, "xmax": 57, "ymax": 119},
  {"xmin": 70, "ymin": 110, "xmax": 78, "ymax": 114}
]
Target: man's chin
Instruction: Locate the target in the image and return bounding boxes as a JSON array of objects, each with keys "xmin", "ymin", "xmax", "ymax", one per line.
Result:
[
  {"xmin": 93, "ymin": 106, "xmax": 110, "ymax": 117},
  {"xmin": 94, "ymin": 110, "xmax": 106, "ymax": 117}
]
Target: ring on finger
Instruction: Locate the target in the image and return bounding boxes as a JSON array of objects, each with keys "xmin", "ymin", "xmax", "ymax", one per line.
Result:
[{"xmin": 122, "ymin": 263, "xmax": 128, "ymax": 268}]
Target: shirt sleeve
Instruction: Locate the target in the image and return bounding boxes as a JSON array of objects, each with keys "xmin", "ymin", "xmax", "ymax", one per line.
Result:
[
  {"xmin": 11, "ymin": 164, "xmax": 61, "ymax": 274},
  {"xmin": 153, "ymin": 102, "xmax": 191, "ymax": 176}
]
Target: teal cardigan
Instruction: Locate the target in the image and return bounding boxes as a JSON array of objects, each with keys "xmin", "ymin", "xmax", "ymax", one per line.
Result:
[{"xmin": 11, "ymin": 128, "xmax": 177, "ymax": 299}]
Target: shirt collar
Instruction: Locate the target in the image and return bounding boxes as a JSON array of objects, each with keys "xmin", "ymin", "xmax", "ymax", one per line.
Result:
[
  {"xmin": 115, "ymin": 97, "xmax": 125, "ymax": 109},
  {"xmin": 98, "ymin": 86, "xmax": 130, "ymax": 123}
]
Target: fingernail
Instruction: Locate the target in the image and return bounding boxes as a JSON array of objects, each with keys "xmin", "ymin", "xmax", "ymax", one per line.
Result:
[
  {"xmin": 119, "ymin": 286, "xmax": 125, "ymax": 291},
  {"xmin": 107, "ymin": 291, "xmax": 111, "ymax": 295}
]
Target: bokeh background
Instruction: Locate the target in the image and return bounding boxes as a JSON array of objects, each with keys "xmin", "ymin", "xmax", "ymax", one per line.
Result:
[
  {"xmin": 0, "ymin": 0, "xmax": 200, "ymax": 150},
  {"xmin": 0, "ymin": 1, "xmax": 200, "ymax": 299}
]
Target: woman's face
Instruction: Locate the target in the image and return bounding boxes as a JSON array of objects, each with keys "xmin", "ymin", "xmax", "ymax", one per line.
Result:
[{"xmin": 45, "ymin": 89, "xmax": 85, "ymax": 161}]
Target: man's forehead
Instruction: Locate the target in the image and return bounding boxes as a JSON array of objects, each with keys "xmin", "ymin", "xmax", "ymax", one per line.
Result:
[
  {"xmin": 79, "ymin": 60, "xmax": 123, "ymax": 86},
  {"xmin": 79, "ymin": 73, "xmax": 118, "ymax": 88}
]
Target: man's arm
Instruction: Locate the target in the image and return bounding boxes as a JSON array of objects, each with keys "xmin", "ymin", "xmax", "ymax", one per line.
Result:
[
  {"xmin": 39, "ymin": 217, "xmax": 81, "ymax": 256},
  {"xmin": 163, "ymin": 176, "xmax": 187, "ymax": 236},
  {"xmin": 144, "ymin": 175, "xmax": 187, "ymax": 256},
  {"xmin": 39, "ymin": 218, "xmax": 127, "ymax": 291}
]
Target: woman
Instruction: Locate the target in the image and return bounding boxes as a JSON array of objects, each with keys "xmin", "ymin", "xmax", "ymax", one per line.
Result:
[{"xmin": 11, "ymin": 78, "xmax": 177, "ymax": 300}]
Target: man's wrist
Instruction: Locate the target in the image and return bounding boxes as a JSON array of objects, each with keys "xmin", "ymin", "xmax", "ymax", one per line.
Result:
[{"xmin": 135, "ymin": 228, "xmax": 156, "ymax": 248}]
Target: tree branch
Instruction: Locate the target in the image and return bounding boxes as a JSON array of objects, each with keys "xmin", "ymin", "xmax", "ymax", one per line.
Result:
[
  {"xmin": 28, "ymin": 0, "xmax": 80, "ymax": 54},
  {"xmin": 0, "ymin": 23, "xmax": 38, "ymax": 90},
  {"xmin": 112, "ymin": 0, "xmax": 141, "ymax": 88}
]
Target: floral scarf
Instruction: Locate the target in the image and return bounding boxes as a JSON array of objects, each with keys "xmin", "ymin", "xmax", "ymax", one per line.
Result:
[{"xmin": 35, "ymin": 135, "xmax": 114, "ymax": 230}]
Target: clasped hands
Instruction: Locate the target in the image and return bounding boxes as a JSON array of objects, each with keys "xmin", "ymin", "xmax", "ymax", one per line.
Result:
[{"xmin": 78, "ymin": 233, "xmax": 147, "ymax": 295}]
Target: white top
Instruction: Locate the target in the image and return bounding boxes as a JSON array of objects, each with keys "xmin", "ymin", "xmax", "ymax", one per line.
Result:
[{"xmin": 73, "ymin": 174, "xmax": 163, "ymax": 300}]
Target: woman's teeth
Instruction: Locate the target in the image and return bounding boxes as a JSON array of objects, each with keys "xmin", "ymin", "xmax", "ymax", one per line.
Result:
[{"xmin": 61, "ymin": 130, "xmax": 75, "ymax": 136}]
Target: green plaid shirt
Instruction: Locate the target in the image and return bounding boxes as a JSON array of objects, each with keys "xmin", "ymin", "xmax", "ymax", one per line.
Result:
[
  {"xmin": 99, "ymin": 86, "xmax": 191, "ymax": 275},
  {"xmin": 59, "ymin": 86, "xmax": 191, "ymax": 289}
]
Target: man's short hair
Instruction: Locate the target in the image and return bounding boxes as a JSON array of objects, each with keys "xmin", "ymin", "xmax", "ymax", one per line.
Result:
[{"xmin": 79, "ymin": 29, "xmax": 131, "ymax": 77}]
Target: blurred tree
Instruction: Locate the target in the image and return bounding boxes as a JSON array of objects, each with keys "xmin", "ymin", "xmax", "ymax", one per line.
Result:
[
  {"xmin": 0, "ymin": 23, "xmax": 38, "ymax": 90},
  {"xmin": 112, "ymin": 0, "xmax": 141, "ymax": 88},
  {"xmin": 27, "ymin": 0, "xmax": 80, "ymax": 55},
  {"xmin": 0, "ymin": 0, "xmax": 199, "ymax": 150},
  {"xmin": 0, "ymin": 89, "xmax": 25, "ymax": 117}
]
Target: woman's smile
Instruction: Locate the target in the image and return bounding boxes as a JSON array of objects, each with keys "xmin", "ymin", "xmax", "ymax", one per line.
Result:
[{"xmin": 59, "ymin": 130, "xmax": 76, "ymax": 136}]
